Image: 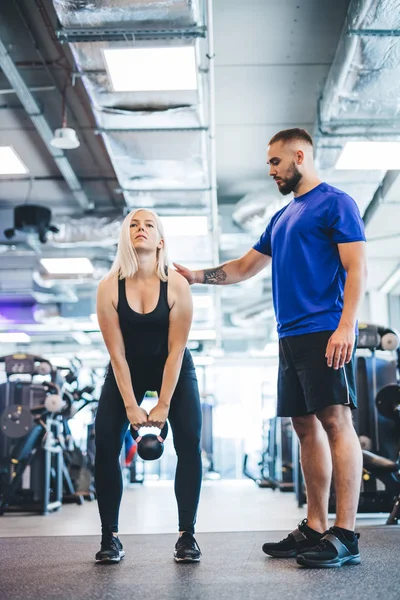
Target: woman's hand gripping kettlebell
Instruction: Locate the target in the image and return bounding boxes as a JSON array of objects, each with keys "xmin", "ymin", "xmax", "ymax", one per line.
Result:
[{"xmin": 126, "ymin": 405, "xmax": 148, "ymax": 431}]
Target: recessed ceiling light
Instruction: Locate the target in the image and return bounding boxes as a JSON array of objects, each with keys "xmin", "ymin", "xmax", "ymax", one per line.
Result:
[
  {"xmin": 103, "ymin": 47, "xmax": 198, "ymax": 92},
  {"xmin": 72, "ymin": 332, "xmax": 92, "ymax": 346},
  {"xmin": 0, "ymin": 146, "xmax": 28, "ymax": 175},
  {"xmin": 188, "ymin": 329, "xmax": 216, "ymax": 341},
  {"xmin": 161, "ymin": 216, "xmax": 208, "ymax": 237},
  {"xmin": 379, "ymin": 265, "xmax": 400, "ymax": 294},
  {"xmin": 336, "ymin": 141, "xmax": 400, "ymax": 170},
  {"xmin": 40, "ymin": 258, "xmax": 94, "ymax": 275},
  {"xmin": 193, "ymin": 295, "xmax": 213, "ymax": 309},
  {"xmin": 0, "ymin": 332, "xmax": 31, "ymax": 343}
]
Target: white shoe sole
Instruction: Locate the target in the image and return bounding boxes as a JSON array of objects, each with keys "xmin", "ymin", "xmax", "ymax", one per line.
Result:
[
  {"xmin": 174, "ymin": 555, "xmax": 201, "ymax": 563},
  {"xmin": 95, "ymin": 550, "xmax": 125, "ymax": 564}
]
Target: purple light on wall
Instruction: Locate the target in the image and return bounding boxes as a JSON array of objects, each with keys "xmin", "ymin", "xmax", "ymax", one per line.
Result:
[{"xmin": 0, "ymin": 302, "xmax": 37, "ymax": 324}]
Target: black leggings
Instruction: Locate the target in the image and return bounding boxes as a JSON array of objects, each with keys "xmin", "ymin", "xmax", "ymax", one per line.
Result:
[{"xmin": 95, "ymin": 361, "xmax": 202, "ymax": 535}]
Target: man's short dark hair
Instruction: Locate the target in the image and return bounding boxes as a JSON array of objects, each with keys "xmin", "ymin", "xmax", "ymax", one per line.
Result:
[{"xmin": 269, "ymin": 128, "xmax": 313, "ymax": 147}]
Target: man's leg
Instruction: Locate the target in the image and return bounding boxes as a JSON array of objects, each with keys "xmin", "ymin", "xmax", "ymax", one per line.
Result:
[
  {"xmin": 292, "ymin": 414, "xmax": 332, "ymax": 534},
  {"xmin": 316, "ymin": 404, "xmax": 362, "ymax": 530},
  {"xmin": 262, "ymin": 414, "xmax": 329, "ymax": 557}
]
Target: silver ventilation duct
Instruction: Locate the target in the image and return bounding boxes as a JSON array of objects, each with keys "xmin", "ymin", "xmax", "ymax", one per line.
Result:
[
  {"xmin": 317, "ymin": 0, "xmax": 400, "ymax": 160},
  {"xmin": 53, "ymin": 1, "xmax": 199, "ymax": 29},
  {"xmin": 315, "ymin": 0, "xmax": 400, "ymax": 233},
  {"xmin": 232, "ymin": 190, "xmax": 284, "ymax": 235},
  {"xmin": 50, "ymin": 215, "xmax": 122, "ymax": 247}
]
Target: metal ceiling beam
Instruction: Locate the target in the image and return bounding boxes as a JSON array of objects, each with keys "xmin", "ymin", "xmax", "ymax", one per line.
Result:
[
  {"xmin": 348, "ymin": 29, "xmax": 400, "ymax": 36},
  {"xmin": 363, "ymin": 171, "xmax": 400, "ymax": 226},
  {"xmin": 95, "ymin": 127, "xmax": 208, "ymax": 133},
  {"xmin": 57, "ymin": 26, "xmax": 207, "ymax": 43},
  {"xmin": 0, "ymin": 37, "xmax": 93, "ymax": 212}
]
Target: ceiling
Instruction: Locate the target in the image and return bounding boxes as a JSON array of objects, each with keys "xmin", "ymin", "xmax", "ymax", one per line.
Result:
[{"xmin": 0, "ymin": 0, "xmax": 399, "ymax": 363}]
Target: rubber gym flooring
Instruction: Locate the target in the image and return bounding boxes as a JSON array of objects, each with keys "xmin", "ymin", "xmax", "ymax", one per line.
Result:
[{"xmin": 0, "ymin": 527, "xmax": 398, "ymax": 600}]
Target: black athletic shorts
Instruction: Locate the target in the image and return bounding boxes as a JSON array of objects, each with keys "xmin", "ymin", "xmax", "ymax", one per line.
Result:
[{"xmin": 277, "ymin": 330, "xmax": 357, "ymax": 417}]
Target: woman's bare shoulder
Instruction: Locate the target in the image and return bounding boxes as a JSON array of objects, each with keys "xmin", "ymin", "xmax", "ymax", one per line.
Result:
[
  {"xmin": 168, "ymin": 268, "xmax": 190, "ymax": 290},
  {"xmin": 98, "ymin": 273, "xmax": 118, "ymax": 296}
]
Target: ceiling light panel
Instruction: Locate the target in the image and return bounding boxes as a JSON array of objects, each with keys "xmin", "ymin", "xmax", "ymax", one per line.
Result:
[
  {"xmin": 104, "ymin": 47, "xmax": 198, "ymax": 92},
  {"xmin": 161, "ymin": 216, "xmax": 208, "ymax": 237},
  {"xmin": 336, "ymin": 142, "xmax": 400, "ymax": 170},
  {"xmin": 0, "ymin": 332, "xmax": 31, "ymax": 343},
  {"xmin": 0, "ymin": 146, "xmax": 28, "ymax": 175},
  {"xmin": 40, "ymin": 258, "xmax": 94, "ymax": 275}
]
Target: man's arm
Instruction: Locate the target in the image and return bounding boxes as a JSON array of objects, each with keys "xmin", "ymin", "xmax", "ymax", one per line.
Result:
[
  {"xmin": 174, "ymin": 248, "xmax": 271, "ymax": 285},
  {"xmin": 325, "ymin": 241, "xmax": 368, "ymax": 369}
]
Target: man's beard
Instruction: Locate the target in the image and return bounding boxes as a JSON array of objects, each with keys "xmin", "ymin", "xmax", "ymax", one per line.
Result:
[{"xmin": 276, "ymin": 163, "xmax": 302, "ymax": 196}]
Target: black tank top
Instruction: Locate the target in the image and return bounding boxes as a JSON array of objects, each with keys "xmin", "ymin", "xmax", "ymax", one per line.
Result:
[{"xmin": 117, "ymin": 277, "xmax": 170, "ymax": 363}]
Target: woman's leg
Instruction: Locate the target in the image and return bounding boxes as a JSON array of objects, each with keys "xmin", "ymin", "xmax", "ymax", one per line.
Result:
[
  {"xmin": 95, "ymin": 369, "xmax": 130, "ymax": 533},
  {"xmin": 168, "ymin": 370, "xmax": 202, "ymax": 534}
]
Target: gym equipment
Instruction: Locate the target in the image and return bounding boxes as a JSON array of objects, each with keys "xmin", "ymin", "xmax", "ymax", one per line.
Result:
[
  {"xmin": 360, "ymin": 386, "xmax": 400, "ymax": 524},
  {"xmin": 130, "ymin": 422, "xmax": 169, "ymax": 461},
  {"xmin": 1, "ymin": 404, "xmax": 33, "ymax": 438},
  {"xmin": 358, "ymin": 324, "xmax": 400, "ymax": 353},
  {"xmin": 0, "ymin": 354, "xmax": 70, "ymax": 513},
  {"xmin": 243, "ymin": 417, "xmax": 294, "ymax": 491},
  {"xmin": 0, "ymin": 412, "xmax": 63, "ymax": 515},
  {"xmin": 60, "ymin": 387, "xmax": 97, "ymax": 502},
  {"xmin": 201, "ymin": 397, "xmax": 220, "ymax": 479},
  {"xmin": 375, "ymin": 384, "xmax": 400, "ymax": 422}
]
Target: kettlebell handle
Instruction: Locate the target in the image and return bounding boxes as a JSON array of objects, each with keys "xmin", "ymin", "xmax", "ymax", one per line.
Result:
[{"xmin": 130, "ymin": 420, "xmax": 169, "ymax": 444}]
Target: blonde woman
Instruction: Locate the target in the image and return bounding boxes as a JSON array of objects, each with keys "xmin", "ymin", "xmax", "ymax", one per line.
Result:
[{"xmin": 95, "ymin": 209, "xmax": 202, "ymax": 564}]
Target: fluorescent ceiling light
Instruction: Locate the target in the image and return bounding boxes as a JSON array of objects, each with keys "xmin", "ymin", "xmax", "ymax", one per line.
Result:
[
  {"xmin": 103, "ymin": 47, "xmax": 198, "ymax": 92},
  {"xmin": 44, "ymin": 356, "xmax": 70, "ymax": 368},
  {"xmin": 336, "ymin": 141, "xmax": 400, "ymax": 170},
  {"xmin": 0, "ymin": 146, "xmax": 28, "ymax": 175},
  {"xmin": 188, "ymin": 329, "xmax": 216, "ymax": 341},
  {"xmin": 41, "ymin": 258, "xmax": 94, "ymax": 275},
  {"xmin": 72, "ymin": 332, "xmax": 92, "ymax": 346},
  {"xmin": 379, "ymin": 265, "xmax": 400, "ymax": 294},
  {"xmin": 162, "ymin": 216, "xmax": 208, "ymax": 237},
  {"xmin": 0, "ymin": 332, "xmax": 31, "ymax": 343},
  {"xmin": 193, "ymin": 356, "xmax": 215, "ymax": 366},
  {"xmin": 193, "ymin": 295, "xmax": 213, "ymax": 309}
]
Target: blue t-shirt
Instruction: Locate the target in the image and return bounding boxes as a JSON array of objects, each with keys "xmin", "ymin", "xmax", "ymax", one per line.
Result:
[{"xmin": 253, "ymin": 182, "xmax": 366, "ymax": 338}]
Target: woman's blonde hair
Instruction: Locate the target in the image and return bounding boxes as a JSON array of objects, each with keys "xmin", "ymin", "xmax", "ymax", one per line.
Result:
[{"xmin": 108, "ymin": 208, "xmax": 168, "ymax": 281}]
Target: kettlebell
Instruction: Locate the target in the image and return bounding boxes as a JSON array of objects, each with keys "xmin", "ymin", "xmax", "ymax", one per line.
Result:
[{"xmin": 130, "ymin": 421, "xmax": 169, "ymax": 461}]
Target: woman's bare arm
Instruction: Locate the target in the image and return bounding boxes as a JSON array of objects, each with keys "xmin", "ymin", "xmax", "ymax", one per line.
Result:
[{"xmin": 97, "ymin": 277, "xmax": 147, "ymax": 428}]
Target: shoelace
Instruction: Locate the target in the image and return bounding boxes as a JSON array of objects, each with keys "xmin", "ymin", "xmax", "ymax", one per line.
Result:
[
  {"xmin": 101, "ymin": 534, "xmax": 119, "ymax": 550},
  {"xmin": 177, "ymin": 536, "xmax": 197, "ymax": 551},
  {"xmin": 313, "ymin": 537, "xmax": 333, "ymax": 552}
]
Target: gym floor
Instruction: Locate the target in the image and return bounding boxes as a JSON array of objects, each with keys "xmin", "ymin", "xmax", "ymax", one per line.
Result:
[
  {"xmin": 0, "ymin": 479, "xmax": 386, "ymax": 537},
  {"xmin": 1, "ymin": 481, "xmax": 398, "ymax": 599}
]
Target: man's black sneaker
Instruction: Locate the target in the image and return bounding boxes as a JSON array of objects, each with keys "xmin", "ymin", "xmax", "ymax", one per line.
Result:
[
  {"xmin": 174, "ymin": 532, "xmax": 201, "ymax": 563},
  {"xmin": 95, "ymin": 532, "xmax": 125, "ymax": 564},
  {"xmin": 262, "ymin": 518, "xmax": 325, "ymax": 558},
  {"xmin": 297, "ymin": 527, "xmax": 360, "ymax": 568}
]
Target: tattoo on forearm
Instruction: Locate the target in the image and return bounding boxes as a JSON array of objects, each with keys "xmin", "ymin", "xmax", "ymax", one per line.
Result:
[{"xmin": 203, "ymin": 267, "xmax": 228, "ymax": 284}]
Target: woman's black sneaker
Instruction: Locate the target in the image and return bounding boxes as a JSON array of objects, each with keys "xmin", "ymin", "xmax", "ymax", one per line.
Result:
[
  {"xmin": 262, "ymin": 518, "xmax": 325, "ymax": 558},
  {"xmin": 297, "ymin": 527, "xmax": 360, "ymax": 568},
  {"xmin": 174, "ymin": 532, "xmax": 201, "ymax": 563},
  {"xmin": 95, "ymin": 532, "xmax": 125, "ymax": 564}
]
